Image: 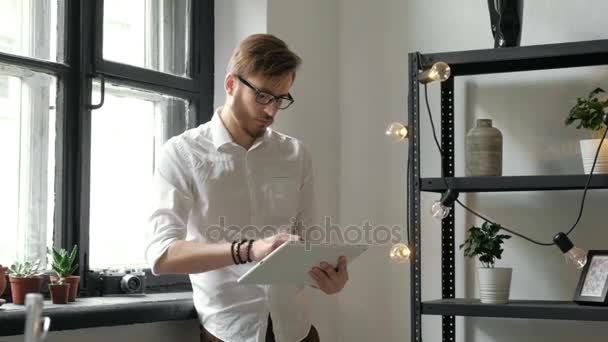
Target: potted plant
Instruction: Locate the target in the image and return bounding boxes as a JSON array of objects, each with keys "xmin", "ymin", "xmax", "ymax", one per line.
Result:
[
  {"xmin": 565, "ymin": 87, "xmax": 608, "ymax": 174},
  {"xmin": 7, "ymin": 260, "xmax": 44, "ymax": 305},
  {"xmin": 49, "ymin": 245, "xmax": 79, "ymax": 302},
  {"xmin": 460, "ymin": 222, "xmax": 512, "ymax": 304}
]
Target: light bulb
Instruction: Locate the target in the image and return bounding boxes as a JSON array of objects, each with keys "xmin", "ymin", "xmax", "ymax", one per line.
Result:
[
  {"xmin": 431, "ymin": 201, "xmax": 451, "ymax": 219},
  {"xmin": 418, "ymin": 62, "xmax": 451, "ymax": 84},
  {"xmin": 385, "ymin": 122, "xmax": 409, "ymax": 142},
  {"xmin": 431, "ymin": 189, "xmax": 459, "ymax": 220},
  {"xmin": 553, "ymin": 232, "xmax": 588, "ymax": 269},
  {"xmin": 565, "ymin": 247, "xmax": 587, "ymax": 269},
  {"xmin": 390, "ymin": 243, "xmax": 411, "ymax": 263}
]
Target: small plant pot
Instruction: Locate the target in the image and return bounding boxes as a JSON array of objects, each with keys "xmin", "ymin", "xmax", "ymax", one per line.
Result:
[
  {"xmin": 50, "ymin": 275, "xmax": 80, "ymax": 302},
  {"xmin": 478, "ymin": 267, "xmax": 512, "ymax": 304},
  {"xmin": 580, "ymin": 139, "xmax": 608, "ymax": 174},
  {"xmin": 9, "ymin": 276, "xmax": 43, "ymax": 305},
  {"xmin": 49, "ymin": 283, "xmax": 71, "ymax": 304},
  {"xmin": 0, "ymin": 265, "xmax": 8, "ymax": 297}
]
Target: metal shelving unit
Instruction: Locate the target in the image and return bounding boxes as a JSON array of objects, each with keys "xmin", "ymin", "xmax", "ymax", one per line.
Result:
[{"xmin": 409, "ymin": 39, "xmax": 608, "ymax": 342}]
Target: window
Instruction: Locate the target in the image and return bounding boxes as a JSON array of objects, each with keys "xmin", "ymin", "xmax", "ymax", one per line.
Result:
[
  {"xmin": 0, "ymin": 67, "xmax": 56, "ymax": 265},
  {"xmin": 0, "ymin": 0, "xmax": 213, "ymax": 293},
  {"xmin": 103, "ymin": 0, "xmax": 190, "ymax": 77},
  {"xmin": 0, "ymin": 0, "xmax": 61, "ymax": 266},
  {"xmin": 89, "ymin": 83, "xmax": 192, "ymax": 269},
  {"xmin": 0, "ymin": 0, "xmax": 64, "ymax": 62}
]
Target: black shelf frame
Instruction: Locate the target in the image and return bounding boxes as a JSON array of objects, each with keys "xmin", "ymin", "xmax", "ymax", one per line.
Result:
[
  {"xmin": 422, "ymin": 299, "xmax": 608, "ymax": 322},
  {"xmin": 421, "ymin": 39, "xmax": 608, "ymax": 76},
  {"xmin": 421, "ymin": 174, "xmax": 608, "ymax": 193},
  {"xmin": 409, "ymin": 39, "xmax": 608, "ymax": 342}
]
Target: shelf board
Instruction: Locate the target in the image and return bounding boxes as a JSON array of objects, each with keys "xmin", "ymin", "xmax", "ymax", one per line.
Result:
[
  {"xmin": 420, "ymin": 174, "xmax": 608, "ymax": 193},
  {"xmin": 421, "ymin": 39, "xmax": 608, "ymax": 76},
  {"xmin": 422, "ymin": 299, "xmax": 608, "ymax": 321}
]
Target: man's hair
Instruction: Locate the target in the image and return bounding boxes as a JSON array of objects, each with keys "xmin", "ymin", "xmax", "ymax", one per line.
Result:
[{"xmin": 227, "ymin": 34, "xmax": 302, "ymax": 80}]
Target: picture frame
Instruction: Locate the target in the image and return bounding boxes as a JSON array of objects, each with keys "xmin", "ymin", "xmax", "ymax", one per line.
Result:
[{"xmin": 574, "ymin": 250, "xmax": 608, "ymax": 305}]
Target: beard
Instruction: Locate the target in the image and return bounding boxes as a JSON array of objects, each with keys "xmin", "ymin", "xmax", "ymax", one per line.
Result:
[{"xmin": 231, "ymin": 93, "xmax": 268, "ymax": 139}]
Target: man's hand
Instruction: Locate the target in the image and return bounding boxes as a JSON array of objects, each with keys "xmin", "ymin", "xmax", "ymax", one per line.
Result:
[
  {"xmin": 308, "ymin": 256, "xmax": 348, "ymax": 295},
  {"xmin": 250, "ymin": 233, "xmax": 301, "ymax": 262}
]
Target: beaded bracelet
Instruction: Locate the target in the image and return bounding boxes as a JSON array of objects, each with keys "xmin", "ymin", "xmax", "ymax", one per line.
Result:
[
  {"xmin": 236, "ymin": 240, "xmax": 247, "ymax": 264},
  {"xmin": 230, "ymin": 241, "xmax": 239, "ymax": 265},
  {"xmin": 246, "ymin": 240, "xmax": 254, "ymax": 263}
]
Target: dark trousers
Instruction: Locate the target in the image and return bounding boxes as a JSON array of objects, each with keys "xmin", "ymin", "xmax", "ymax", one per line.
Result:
[{"xmin": 200, "ymin": 315, "xmax": 320, "ymax": 342}]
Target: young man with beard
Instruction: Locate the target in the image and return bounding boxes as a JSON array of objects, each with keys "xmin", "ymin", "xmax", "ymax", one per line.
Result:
[{"xmin": 146, "ymin": 34, "xmax": 348, "ymax": 342}]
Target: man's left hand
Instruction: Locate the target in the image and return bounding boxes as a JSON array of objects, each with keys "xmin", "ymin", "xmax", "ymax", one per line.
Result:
[{"xmin": 309, "ymin": 256, "xmax": 348, "ymax": 295}]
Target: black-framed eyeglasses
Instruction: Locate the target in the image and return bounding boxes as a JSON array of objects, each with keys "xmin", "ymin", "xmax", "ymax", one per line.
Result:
[{"xmin": 236, "ymin": 75, "xmax": 295, "ymax": 110}]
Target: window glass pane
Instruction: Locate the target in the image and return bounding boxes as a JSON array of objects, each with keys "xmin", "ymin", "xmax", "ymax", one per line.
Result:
[
  {"xmin": 89, "ymin": 83, "xmax": 193, "ymax": 269},
  {"xmin": 0, "ymin": 63, "xmax": 56, "ymax": 267},
  {"xmin": 103, "ymin": 0, "xmax": 190, "ymax": 77},
  {"xmin": 0, "ymin": 0, "xmax": 65, "ymax": 62}
]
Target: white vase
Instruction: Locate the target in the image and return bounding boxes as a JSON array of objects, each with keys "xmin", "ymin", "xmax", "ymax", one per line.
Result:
[
  {"xmin": 477, "ymin": 267, "xmax": 512, "ymax": 304},
  {"xmin": 580, "ymin": 139, "xmax": 608, "ymax": 174}
]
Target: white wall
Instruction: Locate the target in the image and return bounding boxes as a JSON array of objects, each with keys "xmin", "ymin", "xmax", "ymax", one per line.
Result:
[
  {"xmin": 336, "ymin": 0, "xmax": 608, "ymax": 342},
  {"xmin": 335, "ymin": 1, "xmax": 412, "ymax": 341},
  {"xmin": 214, "ymin": 0, "xmax": 268, "ymax": 108}
]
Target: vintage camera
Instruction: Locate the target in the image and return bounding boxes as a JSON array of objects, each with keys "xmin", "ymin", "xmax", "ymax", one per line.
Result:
[{"xmin": 98, "ymin": 269, "xmax": 146, "ymax": 295}]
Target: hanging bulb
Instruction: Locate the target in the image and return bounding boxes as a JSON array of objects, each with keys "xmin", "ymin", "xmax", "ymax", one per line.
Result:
[
  {"xmin": 431, "ymin": 189, "xmax": 459, "ymax": 220},
  {"xmin": 553, "ymin": 232, "xmax": 587, "ymax": 269},
  {"xmin": 385, "ymin": 122, "xmax": 409, "ymax": 142},
  {"xmin": 431, "ymin": 201, "xmax": 451, "ymax": 219},
  {"xmin": 418, "ymin": 62, "xmax": 451, "ymax": 84},
  {"xmin": 390, "ymin": 243, "xmax": 411, "ymax": 263},
  {"xmin": 565, "ymin": 247, "xmax": 588, "ymax": 269}
]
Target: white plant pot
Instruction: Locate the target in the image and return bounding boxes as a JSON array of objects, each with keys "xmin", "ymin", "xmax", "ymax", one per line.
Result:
[
  {"xmin": 580, "ymin": 139, "xmax": 608, "ymax": 174},
  {"xmin": 477, "ymin": 267, "xmax": 512, "ymax": 304}
]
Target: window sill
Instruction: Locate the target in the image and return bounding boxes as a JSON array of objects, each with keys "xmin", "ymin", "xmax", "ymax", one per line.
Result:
[{"xmin": 0, "ymin": 292, "xmax": 197, "ymax": 336}]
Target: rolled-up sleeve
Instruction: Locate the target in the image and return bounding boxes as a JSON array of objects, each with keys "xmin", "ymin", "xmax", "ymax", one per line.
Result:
[{"xmin": 145, "ymin": 140, "xmax": 193, "ymax": 275}]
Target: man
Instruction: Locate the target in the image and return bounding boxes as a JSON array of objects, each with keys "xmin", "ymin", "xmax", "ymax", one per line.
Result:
[{"xmin": 146, "ymin": 34, "xmax": 348, "ymax": 342}]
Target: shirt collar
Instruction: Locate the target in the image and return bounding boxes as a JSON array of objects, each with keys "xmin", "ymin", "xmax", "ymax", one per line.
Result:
[
  {"xmin": 211, "ymin": 107, "xmax": 272, "ymax": 151},
  {"xmin": 211, "ymin": 108, "xmax": 234, "ymax": 150}
]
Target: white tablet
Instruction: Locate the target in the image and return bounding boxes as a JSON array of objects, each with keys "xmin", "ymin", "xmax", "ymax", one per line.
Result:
[{"xmin": 237, "ymin": 241, "xmax": 369, "ymax": 285}]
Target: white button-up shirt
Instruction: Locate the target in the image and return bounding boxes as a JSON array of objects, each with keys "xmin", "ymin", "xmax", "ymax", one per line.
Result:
[{"xmin": 146, "ymin": 108, "xmax": 317, "ymax": 342}]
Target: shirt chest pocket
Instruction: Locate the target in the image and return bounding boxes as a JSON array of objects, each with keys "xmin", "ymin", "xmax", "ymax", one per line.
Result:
[
  {"xmin": 193, "ymin": 158, "xmax": 249, "ymax": 216},
  {"xmin": 261, "ymin": 164, "xmax": 301, "ymax": 225}
]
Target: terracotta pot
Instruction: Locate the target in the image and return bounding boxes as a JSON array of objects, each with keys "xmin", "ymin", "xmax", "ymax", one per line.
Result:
[
  {"xmin": 9, "ymin": 276, "xmax": 43, "ymax": 305},
  {"xmin": 49, "ymin": 283, "xmax": 71, "ymax": 304},
  {"xmin": 0, "ymin": 265, "xmax": 7, "ymax": 297},
  {"xmin": 50, "ymin": 275, "xmax": 80, "ymax": 302}
]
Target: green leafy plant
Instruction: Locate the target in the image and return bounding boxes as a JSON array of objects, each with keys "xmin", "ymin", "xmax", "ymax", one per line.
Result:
[
  {"xmin": 49, "ymin": 245, "xmax": 78, "ymax": 285},
  {"xmin": 459, "ymin": 222, "xmax": 511, "ymax": 268},
  {"xmin": 565, "ymin": 87, "xmax": 608, "ymax": 137},
  {"xmin": 8, "ymin": 260, "xmax": 44, "ymax": 278}
]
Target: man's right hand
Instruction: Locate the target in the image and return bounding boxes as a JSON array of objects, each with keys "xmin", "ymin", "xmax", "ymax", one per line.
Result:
[{"xmin": 250, "ymin": 233, "xmax": 301, "ymax": 262}]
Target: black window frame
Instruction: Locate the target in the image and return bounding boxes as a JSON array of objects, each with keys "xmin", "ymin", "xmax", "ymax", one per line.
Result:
[{"xmin": 0, "ymin": 0, "xmax": 214, "ymax": 298}]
